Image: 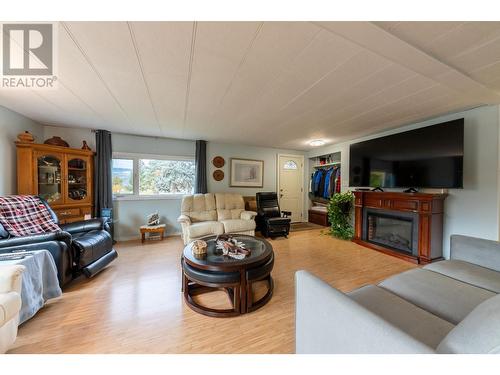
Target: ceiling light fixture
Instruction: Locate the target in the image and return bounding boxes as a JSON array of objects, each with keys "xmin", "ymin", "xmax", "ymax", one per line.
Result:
[{"xmin": 309, "ymin": 139, "xmax": 326, "ymax": 147}]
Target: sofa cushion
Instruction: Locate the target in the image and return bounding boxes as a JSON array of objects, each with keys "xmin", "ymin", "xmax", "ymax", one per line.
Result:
[
  {"xmin": 187, "ymin": 221, "xmax": 224, "ymax": 239},
  {"xmin": 424, "ymin": 260, "xmax": 500, "ymax": 293},
  {"xmin": 181, "ymin": 194, "xmax": 217, "ymax": 222},
  {"xmin": 450, "ymin": 234, "xmax": 500, "ymax": 272},
  {"xmin": 0, "ymin": 291, "xmax": 22, "ymax": 325},
  {"xmin": 437, "ymin": 294, "xmax": 500, "ymax": 353},
  {"xmin": 220, "ymin": 219, "xmax": 256, "ymax": 233},
  {"xmin": 378, "ymin": 268, "xmax": 495, "ymax": 324},
  {"xmin": 217, "ymin": 209, "xmax": 244, "ymax": 220},
  {"xmin": 215, "ymin": 193, "xmax": 245, "ymax": 220},
  {"xmin": 348, "ymin": 285, "xmax": 455, "ymax": 349}
]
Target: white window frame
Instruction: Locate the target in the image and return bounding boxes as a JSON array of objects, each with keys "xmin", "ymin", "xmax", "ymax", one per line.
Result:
[{"xmin": 112, "ymin": 152, "xmax": 195, "ymax": 201}]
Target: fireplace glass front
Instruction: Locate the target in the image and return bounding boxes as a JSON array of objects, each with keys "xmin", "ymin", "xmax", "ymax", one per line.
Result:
[{"xmin": 366, "ymin": 212, "xmax": 415, "ymax": 254}]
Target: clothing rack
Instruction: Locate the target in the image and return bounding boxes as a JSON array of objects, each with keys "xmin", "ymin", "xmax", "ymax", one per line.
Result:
[
  {"xmin": 310, "ymin": 164, "xmax": 341, "ymax": 200},
  {"xmin": 312, "ymin": 161, "xmax": 341, "ymax": 169}
]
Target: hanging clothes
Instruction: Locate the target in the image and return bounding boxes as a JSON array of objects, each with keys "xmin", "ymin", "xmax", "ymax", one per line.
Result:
[
  {"xmin": 334, "ymin": 167, "xmax": 341, "ymax": 194},
  {"xmin": 312, "ymin": 169, "xmax": 324, "ymax": 196},
  {"xmin": 310, "ymin": 165, "xmax": 341, "ymax": 198},
  {"xmin": 323, "ymin": 168, "xmax": 334, "ymax": 199},
  {"xmin": 327, "ymin": 166, "xmax": 337, "ymax": 197},
  {"xmin": 318, "ymin": 169, "xmax": 327, "ymax": 197}
]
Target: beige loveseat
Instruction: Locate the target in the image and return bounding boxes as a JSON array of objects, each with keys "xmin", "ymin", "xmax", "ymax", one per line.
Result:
[{"xmin": 178, "ymin": 193, "xmax": 257, "ymax": 244}]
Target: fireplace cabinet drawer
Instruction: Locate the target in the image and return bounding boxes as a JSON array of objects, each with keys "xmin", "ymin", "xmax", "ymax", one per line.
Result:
[{"xmin": 392, "ymin": 199, "xmax": 419, "ymax": 211}]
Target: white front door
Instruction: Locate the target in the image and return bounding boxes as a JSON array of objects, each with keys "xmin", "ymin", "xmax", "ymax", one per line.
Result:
[{"xmin": 278, "ymin": 154, "xmax": 304, "ymax": 223}]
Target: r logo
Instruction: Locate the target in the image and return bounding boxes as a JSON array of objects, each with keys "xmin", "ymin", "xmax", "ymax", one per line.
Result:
[{"xmin": 2, "ymin": 23, "xmax": 53, "ymax": 76}]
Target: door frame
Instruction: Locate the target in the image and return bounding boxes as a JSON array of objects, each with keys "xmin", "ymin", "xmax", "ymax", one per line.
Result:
[{"xmin": 276, "ymin": 153, "xmax": 305, "ymax": 223}]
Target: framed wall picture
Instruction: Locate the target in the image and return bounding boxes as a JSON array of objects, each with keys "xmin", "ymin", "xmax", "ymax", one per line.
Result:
[{"xmin": 230, "ymin": 158, "xmax": 264, "ymax": 188}]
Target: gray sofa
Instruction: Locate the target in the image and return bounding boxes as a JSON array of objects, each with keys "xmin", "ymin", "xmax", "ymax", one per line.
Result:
[{"xmin": 295, "ymin": 235, "xmax": 500, "ymax": 354}]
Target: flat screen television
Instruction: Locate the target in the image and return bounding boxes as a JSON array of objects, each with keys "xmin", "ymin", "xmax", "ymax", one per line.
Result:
[{"xmin": 349, "ymin": 119, "xmax": 464, "ymax": 189}]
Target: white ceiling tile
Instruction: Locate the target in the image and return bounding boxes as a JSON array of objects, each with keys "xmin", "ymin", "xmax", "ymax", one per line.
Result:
[
  {"xmin": 184, "ymin": 21, "xmax": 262, "ymax": 132},
  {"xmin": 64, "ymin": 21, "xmax": 160, "ymax": 134},
  {"xmin": 1, "ymin": 21, "xmax": 500, "ymax": 150},
  {"xmin": 425, "ymin": 22, "xmax": 500, "ymax": 60},
  {"xmin": 448, "ymin": 36, "xmax": 500, "ymax": 72},
  {"xmin": 129, "ymin": 21, "xmax": 193, "ymax": 138},
  {"xmin": 374, "ymin": 21, "xmax": 465, "ymax": 50}
]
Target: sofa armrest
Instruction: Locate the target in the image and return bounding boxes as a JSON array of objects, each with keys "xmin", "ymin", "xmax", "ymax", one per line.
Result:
[
  {"xmin": 0, "ymin": 291, "xmax": 22, "ymax": 326},
  {"xmin": 450, "ymin": 235, "xmax": 500, "ymax": 272},
  {"xmin": 0, "ymin": 231, "xmax": 72, "ymax": 249},
  {"xmin": 0, "ymin": 265, "xmax": 25, "ymax": 294},
  {"xmin": 177, "ymin": 215, "xmax": 191, "ymax": 224},
  {"xmin": 240, "ymin": 211, "xmax": 257, "ymax": 220},
  {"xmin": 295, "ymin": 270, "xmax": 435, "ymax": 354},
  {"xmin": 60, "ymin": 219, "xmax": 104, "ymax": 235}
]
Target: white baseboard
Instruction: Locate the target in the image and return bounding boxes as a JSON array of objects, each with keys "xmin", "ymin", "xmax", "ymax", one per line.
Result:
[{"xmin": 115, "ymin": 232, "xmax": 182, "ymax": 242}]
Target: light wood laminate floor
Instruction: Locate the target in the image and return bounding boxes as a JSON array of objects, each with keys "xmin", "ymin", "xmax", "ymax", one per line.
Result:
[{"xmin": 9, "ymin": 229, "xmax": 416, "ymax": 354}]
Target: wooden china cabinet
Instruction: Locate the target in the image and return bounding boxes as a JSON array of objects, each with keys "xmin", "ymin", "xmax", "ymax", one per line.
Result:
[{"xmin": 16, "ymin": 142, "xmax": 94, "ymax": 224}]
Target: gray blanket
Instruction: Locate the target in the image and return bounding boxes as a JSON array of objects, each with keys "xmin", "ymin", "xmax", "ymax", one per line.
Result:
[{"xmin": 0, "ymin": 250, "xmax": 62, "ymax": 324}]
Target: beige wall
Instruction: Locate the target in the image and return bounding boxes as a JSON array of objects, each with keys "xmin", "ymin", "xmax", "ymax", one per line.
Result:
[
  {"xmin": 0, "ymin": 106, "xmax": 43, "ymax": 195},
  {"xmin": 41, "ymin": 125, "xmax": 305, "ymax": 240}
]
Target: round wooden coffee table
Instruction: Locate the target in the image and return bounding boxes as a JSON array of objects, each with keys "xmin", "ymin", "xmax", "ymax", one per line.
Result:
[{"xmin": 182, "ymin": 235, "xmax": 274, "ymax": 317}]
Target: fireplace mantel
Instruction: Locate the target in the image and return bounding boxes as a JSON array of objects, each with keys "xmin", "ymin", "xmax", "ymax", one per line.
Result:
[{"xmin": 353, "ymin": 191, "xmax": 448, "ymax": 264}]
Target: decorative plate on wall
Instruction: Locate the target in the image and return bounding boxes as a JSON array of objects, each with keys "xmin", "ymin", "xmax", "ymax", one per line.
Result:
[
  {"xmin": 213, "ymin": 169, "xmax": 224, "ymax": 181},
  {"xmin": 212, "ymin": 156, "xmax": 225, "ymax": 168}
]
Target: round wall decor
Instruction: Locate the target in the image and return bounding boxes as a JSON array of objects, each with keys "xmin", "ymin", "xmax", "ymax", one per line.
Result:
[
  {"xmin": 213, "ymin": 169, "xmax": 224, "ymax": 181},
  {"xmin": 212, "ymin": 156, "xmax": 225, "ymax": 168}
]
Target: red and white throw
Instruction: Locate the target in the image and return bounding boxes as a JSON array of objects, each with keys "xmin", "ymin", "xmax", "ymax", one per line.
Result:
[{"xmin": 0, "ymin": 195, "xmax": 61, "ymax": 237}]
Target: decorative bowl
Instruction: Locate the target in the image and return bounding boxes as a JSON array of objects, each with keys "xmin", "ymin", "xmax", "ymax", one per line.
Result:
[{"xmin": 44, "ymin": 136, "xmax": 69, "ymax": 147}]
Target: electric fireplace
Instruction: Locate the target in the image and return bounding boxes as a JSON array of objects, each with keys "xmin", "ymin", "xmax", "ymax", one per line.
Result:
[
  {"xmin": 353, "ymin": 191, "xmax": 447, "ymax": 264},
  {"xmin": 362, "ymin": 208, "xmax": 418, "ymax": 256}
]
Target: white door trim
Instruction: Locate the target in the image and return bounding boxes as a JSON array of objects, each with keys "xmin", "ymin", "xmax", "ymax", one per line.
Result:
[{"xmin": 277, "ymin": 153, "xmax": 305, "ymax": 223}]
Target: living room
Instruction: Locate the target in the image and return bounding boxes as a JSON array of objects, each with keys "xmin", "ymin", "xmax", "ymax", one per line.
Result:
[{"xmin": 1, "ymin": 1, "xmax": 500, "ymax": 373}]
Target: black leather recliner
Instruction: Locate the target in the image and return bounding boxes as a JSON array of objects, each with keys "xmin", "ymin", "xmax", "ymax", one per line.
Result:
[
  {"xmin": 60, "ymin": 218, "xmax": 118, "ymax": 278},
  {"xmin": 0, "ymin": 225, "xmax": 73, "ymax": 286},
  {"xmin": 256, "ymin": 192, "xmax": 291, "ymax": 239},
  {"xmin": 43, "ymin": 199, "xmax": 117, "ymax": 279},
  {"xmin": 0, "ymin": 197, "xmax": 117, "ymax": 286}
]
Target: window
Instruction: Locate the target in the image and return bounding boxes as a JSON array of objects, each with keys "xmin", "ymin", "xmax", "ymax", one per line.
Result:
[
  {"xmin": 112, "ymin": 153, "xmax": 195, "ymax": 199},
  {"xmin": 283, "ymin": 160, "xmax": 298, "ymax": 170},
  {"xmin": 112, "ymin": 159, "xmax": 134, "ymax": 195},
  {"xmin": 139, "ymin": 159, "xmax": 195, "ymax": 195}
]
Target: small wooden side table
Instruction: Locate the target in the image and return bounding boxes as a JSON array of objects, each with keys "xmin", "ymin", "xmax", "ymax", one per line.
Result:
[{"xmin": 140, "ymin": 224, "xmax": 166, "ymax": 243}]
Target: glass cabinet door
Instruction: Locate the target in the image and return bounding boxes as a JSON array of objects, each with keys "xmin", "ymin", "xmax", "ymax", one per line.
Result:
[
  {"xmin": 37, "ymin": 154, "xmax": 64, "ymax": 205},
  {"xmin": 67, "ymin": 157, "xmax": 90, "ymax": 203}
]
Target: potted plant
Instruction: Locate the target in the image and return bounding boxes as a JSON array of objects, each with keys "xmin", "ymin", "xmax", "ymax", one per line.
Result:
[{"xmin": 327, "ymin": 191, "xmax": 355, "ymax": 240}]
